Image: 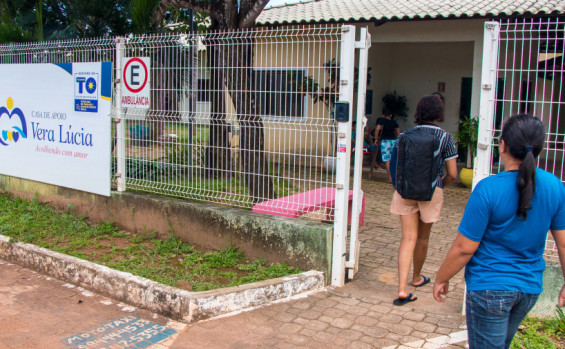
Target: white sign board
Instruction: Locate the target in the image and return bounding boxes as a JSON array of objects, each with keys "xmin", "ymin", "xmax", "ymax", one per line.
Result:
[
  {"xmin": 121, "ymin": 57, "xmax": 150, "ymax": 109},
  {"xmin": 0, "ymin": 62, "xmax": 112, "ymax": 196}
]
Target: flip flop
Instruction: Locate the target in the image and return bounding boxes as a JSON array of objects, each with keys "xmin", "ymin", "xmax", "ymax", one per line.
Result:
[
  {"xmin": 412, "ymin": 275, "xmax": 430, "ymax": 288},
  {"xmin": 393, "ymin": 293, "xmax": 418, "ymax": 306}
]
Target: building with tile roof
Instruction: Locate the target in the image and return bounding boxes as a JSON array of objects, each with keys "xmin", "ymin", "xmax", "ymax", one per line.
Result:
[{"xmin": 253, "ymin": 0, "xmax": 565, "ymax": 159}]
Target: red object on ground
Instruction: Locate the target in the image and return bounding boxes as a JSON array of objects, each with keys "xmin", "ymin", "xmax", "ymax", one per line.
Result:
[{"xmin": 252, "ymin": 187, "xmax": 365, "ymax": 226}]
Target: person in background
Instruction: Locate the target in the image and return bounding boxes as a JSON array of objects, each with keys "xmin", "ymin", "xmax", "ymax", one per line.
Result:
[
  {"xmin": 391, "ymin": 95, "xmax": 458, "ymax": 306},
  {"xmin": 374, "ymin": 107, "xmax": 400, "ymax": 183},
  {"xmin": 433, "ymin": 114, "xmax": 565, "ymax": 349}
]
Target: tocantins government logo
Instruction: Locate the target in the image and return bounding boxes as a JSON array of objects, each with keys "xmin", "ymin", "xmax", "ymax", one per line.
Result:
[{"xmin": 0, "ymin": 97, "xmax": 27, "ymax": 146}]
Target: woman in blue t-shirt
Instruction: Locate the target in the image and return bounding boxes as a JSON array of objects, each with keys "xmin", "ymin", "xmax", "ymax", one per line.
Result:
[{"xmin": 433, "ymin": 114, "xmax": 565, "ymax": 349}]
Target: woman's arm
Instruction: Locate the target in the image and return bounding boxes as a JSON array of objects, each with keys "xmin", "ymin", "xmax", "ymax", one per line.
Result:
[
  {"xmin": 395, "ymin": 128, "xmax": 400, "ymax": 139},
  {"xmin": 551, "ymin": 229, "xmax": 565, "ymax": 306},
  {"xmin": 442, "ymin": 158, "xmax": 458, "ymax": 187},
  {"xmin": 374, "ymin": 125, "xmax": 383, "ymax": 145},
  {"xmin": 433, "ymin": 233, "xmax": 480, "ymax": 302}
]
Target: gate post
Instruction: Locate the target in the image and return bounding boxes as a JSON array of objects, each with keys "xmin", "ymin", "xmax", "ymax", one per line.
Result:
[
  {"xmin": 331, "ymin": 25, "xmax": 356, "ymax": 286},
  {"xmin": 115, "ymin": 37, "xmax": 126, "ymax": 192},
  {"xmin": 474, "ymin": 22, "xmax": 500, "ymax": 188},
  {"xmin": 346, "ymin": 27, "xmax": 371, "ymax": 280}
]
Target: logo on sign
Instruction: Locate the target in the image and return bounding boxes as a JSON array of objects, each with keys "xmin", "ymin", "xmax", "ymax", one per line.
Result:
[
  {"xmin": 0, "ymin": 97, "xmax": 27, "ymax": 146},
  {"xmin": 74, "ymin": 72, "xmax": 99, "ymax": 113}
]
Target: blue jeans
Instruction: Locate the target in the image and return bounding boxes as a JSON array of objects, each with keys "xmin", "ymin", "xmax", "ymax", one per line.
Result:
[{"xmin": 466, "ymin": 290, "xmax": 539, "ymax": 349}]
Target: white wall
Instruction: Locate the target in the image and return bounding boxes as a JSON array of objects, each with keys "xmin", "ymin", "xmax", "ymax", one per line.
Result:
[
  {"xmin": 360, "ymin": 19, "xmax": 485, "ymax": 135},
  {"xmin": 394, "ymin": 42, "xmax": 473, "ymax": 132}
]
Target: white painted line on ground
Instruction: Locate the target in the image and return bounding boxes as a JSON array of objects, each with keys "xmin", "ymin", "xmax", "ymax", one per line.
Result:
[{"xmin": 383, "ymin": 330, "xmax": 467, "ymax": 349}]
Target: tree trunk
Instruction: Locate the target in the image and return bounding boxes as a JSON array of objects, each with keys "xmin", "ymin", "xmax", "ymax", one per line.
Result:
[
  {"xmin": 222, "ymin": 30, "xmax": 275, "ymax": 202},
  {"xmin": 203, "ymin": 10, "xmax": 275, "ymax": 201},
  {"xmin": 205, "ymin": 36, "xmax": 232, "ymax": 179}
]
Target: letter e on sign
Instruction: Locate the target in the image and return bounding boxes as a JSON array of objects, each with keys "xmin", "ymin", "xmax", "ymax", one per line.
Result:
[{"xmin": 121, "ymin": 57, "xmax": 150, "ymax": 109}]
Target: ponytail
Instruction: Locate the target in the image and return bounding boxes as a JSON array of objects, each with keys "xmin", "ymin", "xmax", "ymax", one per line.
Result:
[
  {"xmin": 516, "ymin": 150, "xmax": 536, "ymax": 219},
  {"xmin": 499, "ymin": 114, "xmax": 546, "ymax": 220}
]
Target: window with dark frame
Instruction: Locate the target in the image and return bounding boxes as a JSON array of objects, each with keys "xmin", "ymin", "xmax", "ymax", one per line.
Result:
[{"xmin": 255, "ymin": 68, "xmax": 306, "ymax": 119}]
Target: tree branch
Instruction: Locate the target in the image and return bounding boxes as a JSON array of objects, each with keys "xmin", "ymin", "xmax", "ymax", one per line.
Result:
[
  {"xmin": 160, "ymin": 0, "xmax": 213, "ymax": 15},
  {"xmin": 239, "ymin": 0, "xmax": 269, "ymax": 28}
]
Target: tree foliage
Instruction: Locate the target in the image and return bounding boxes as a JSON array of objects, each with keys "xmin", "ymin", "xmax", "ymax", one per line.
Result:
[{"xmin": 158, "ymin": 0, "xmax": 268, "ymax": 30}]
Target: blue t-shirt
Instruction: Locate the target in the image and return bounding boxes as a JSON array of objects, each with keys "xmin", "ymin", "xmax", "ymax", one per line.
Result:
[{"xmin": 459, "ymin": 169, "xmax": 565, "ymax": 294}]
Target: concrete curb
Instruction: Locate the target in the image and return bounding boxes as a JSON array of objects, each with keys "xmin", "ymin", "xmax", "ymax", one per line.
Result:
[{"xmin": 0, "ymin": 235, "xmax": 325, "ymax": 323}]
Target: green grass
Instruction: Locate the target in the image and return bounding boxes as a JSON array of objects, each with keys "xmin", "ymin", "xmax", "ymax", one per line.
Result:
[
  {"xmin": 511, "ymin": 312, "xmax": 565, "ymax": 349},
  {"xmin": 0, "ymin": 194, "xmax": 301, "ymax": 292},
  {"xmin": 161, "ymin": 123, "xmax": 209, "ymax": 144}
]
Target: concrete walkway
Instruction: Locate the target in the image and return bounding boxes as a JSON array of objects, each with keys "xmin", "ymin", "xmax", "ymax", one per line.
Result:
[{"xmin": 0, "ymin": 170, "xmax": 472, "ymax": 349}]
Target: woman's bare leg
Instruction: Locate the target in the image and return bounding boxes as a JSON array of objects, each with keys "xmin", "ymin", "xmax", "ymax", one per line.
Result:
[
  {"xmin": 412, "ymin": 220, "xmax": 433, "ymax": 285},
  {"xmin": 385, "ymin": 161, "xmax": 392, "ymax": 183},
  {"xmin": 398, "ymin": 213, "xmax": 420, "ymax": 298}
]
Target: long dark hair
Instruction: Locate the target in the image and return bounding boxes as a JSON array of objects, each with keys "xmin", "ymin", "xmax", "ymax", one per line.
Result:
[
  {"xmin": 499, "ymin": 114, "xmax": 546, "ymax": 219},
  {"xmin": 415, "ymin": 95, "xmax": 444, "ymax": 124}
]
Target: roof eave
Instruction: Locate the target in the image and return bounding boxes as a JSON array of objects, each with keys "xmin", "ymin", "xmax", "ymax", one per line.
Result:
[{"xmin": 256, "ymin": 11, "xmax": 565, "ymax": 27}]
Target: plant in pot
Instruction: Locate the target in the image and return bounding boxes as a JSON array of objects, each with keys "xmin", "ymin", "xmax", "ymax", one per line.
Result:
[
  {"xmin": 453, "ymin": 116, "xmax": 479, "ymax": 188},
  {"xmin": 382, "ymin": 90, "xmax": 409, "ymax": 123}
]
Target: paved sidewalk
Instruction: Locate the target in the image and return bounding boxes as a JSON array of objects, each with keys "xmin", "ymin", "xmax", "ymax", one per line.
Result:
[
  {"xmin": 173, "ymin": 172, "xmax": 471, "ymax": 348},
  {"xmin": 0, "ymin": 171, "xmax": 472, "ymax": 348}
]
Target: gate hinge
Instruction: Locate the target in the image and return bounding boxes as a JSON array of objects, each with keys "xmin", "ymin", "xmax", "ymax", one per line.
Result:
[
  {"xmin": 485, "ymin": 23, "xmax": 497, "ymax": 30},
  {"xmin": 482, "ymin": 83, "xmax": 492, "ymax": 90},
  {"xmin": 354, "ymin": 40, "xmax": 369, "ymax": 49},
  {"xmin": 335, "ymin": 184, "xmax": 344, "ymax": 189},
  {"xmin": 115, "ymin": 173, "xmax": 122, "ymax": 178}
]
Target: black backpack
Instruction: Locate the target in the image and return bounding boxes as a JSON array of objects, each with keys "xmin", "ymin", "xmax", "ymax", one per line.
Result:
[{"xmin": 393, "ymin": 127, "xmax": 442, "ymax": 201}]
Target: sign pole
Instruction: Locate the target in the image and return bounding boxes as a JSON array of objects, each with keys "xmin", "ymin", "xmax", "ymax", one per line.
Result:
[{"xmin": 115, "ymin": 38, "xmax": 126, "ymax": 192}]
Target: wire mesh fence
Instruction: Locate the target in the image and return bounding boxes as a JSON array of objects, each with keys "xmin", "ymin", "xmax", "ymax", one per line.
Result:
[
  {"xmin": 116, "ymin": 26, "xmax": 343, "ymax": 220},
  {"xmin": 0, "ymin": 37, "xmax": 116, "ymax": 64},
  {"xmin": 488, "ymin": 18, "xmax": 565, "ymax": 260},
  {"xmin": 0, "ymin": 25, "xmax": 344, "ymax": 221}
]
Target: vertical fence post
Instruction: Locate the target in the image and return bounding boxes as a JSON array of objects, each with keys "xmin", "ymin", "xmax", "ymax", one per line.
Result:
[
  {"xmin": 474, "ymin": 22, "xmax": 500, "ymax": 189},
  {"xmin": 346, "ymin": 27, "xmax": 371, "ymax": 280},
  {"xmin": 115, "ymin": 37, "xmax": 126, "ymax": 192},
  {"xmin": 463, "ymin": 21, "xmax": 501, "ymax": 315},
  {"xmin": 331, "ymin": 25, "xmax": 356, "ymax": 287}
]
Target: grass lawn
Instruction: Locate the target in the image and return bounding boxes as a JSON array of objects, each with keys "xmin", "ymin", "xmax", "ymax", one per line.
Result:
[
  {"xmin": 512, "ymin": 312, "xmax": 565, "ymax": 349},
  {"xmin": 0, "ymin": 194, "xmax": 301, "ymax": 292}
]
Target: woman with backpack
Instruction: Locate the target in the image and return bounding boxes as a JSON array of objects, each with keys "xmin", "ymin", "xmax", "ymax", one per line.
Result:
[
  {"xmin": 390, "ymin": 94, "xmax": 458, "ymax": 306},
  {"xmin": 433, "ymin": 114, "xmax": 565, "ymax": 348}
]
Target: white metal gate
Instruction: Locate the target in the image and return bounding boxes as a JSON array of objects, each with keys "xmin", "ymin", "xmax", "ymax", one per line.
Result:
[
  {"xmin": 477, "ymin": 18, "xmax": 565, "ymax": 261},
  {"xmin": 332, "ymin": 26, "xmax": 371, "ymax": 286}
]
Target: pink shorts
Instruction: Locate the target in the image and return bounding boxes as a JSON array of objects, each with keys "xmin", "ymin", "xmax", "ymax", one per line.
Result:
[{"xmin": 390, "ymin": 188, "xmax": 444, "ymax": 223}]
